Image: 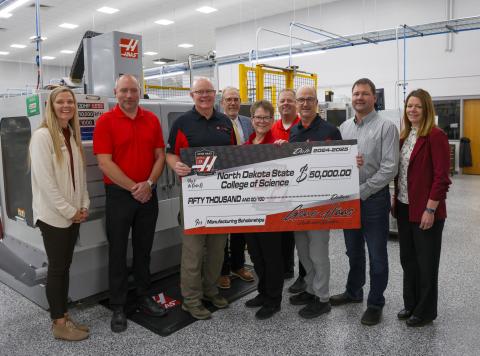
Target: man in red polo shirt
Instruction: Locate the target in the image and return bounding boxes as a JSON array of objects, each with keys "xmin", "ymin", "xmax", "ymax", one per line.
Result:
[
  {"xmin": 93, "ymin": 74, "xmax": 167, "ymax": 333},
  {"xmin": 271, "ymin": 89, "xmax": 307, "ymax": 295}
]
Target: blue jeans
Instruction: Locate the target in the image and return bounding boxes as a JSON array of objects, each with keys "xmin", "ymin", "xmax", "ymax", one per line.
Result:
[{"xmin": 343, "ymin": 186, "xmax": 390, "ymax": 309}]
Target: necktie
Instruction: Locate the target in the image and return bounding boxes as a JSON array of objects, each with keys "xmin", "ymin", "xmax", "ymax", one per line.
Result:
[{"xmin": 232, "ymin": 120, "xmax": 242, "ymax": 145}]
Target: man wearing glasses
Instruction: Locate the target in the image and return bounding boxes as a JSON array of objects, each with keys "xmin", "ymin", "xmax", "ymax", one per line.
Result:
[
  {"xmin": 217, "ymin": 87, "xmax": 255, "ymax": 290},
  {"xmin": 166, "ymin": 77, "xmax": 235, "ymax": 320},
  {"xmin": 288, "ymin": 86, "xmax": 342, "ymax": 319}
]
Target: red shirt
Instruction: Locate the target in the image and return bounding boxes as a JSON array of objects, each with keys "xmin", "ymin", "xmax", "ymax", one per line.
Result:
[
  {"xmin": 270, "ymin": 115, "xmax": 300, "ymax": 141},
  {"xmin": 245, "ymin": 130, "xmax": 277, "ymax": 145},
  {"xmin": 93, "ymin": 105, "xmax": 165, "ymax": 184}
]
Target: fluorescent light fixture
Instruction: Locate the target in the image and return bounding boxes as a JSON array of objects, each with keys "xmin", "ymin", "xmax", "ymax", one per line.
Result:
[
  {"xmin": 60, "ymin": 50, "xmax": 74, "ymax": 54},
  {"xmin": 144, "ymin": 51, "xmax": 158, "ymax": 56},
  {"xmin": 259, "ymin": 50, "xmax": 326, "ymax": 62},
  {"xmin": 0, "ymin": 0, "xmax": 30, "ymax": 18},
  {"xmin": 155, "ymin": 19, "xmax": 174, "ymax": 25},
  {"xmin": 196, "ymin": 6, "xmax": 217, "ymax": 14},
  {"xmin": 0, "ymin": 51, "xmax": 10, "ymax": 55},
  {"xmin": 153, "ymin": 60, "xmax": 166, "ymax": 65},
  {"xmin": 59, "ymin": 23, "xmax": 78, "ymax": 29},
  {"xmin": 10, "ymin": 44, "xmax": 26, "ymax": 48},
  {"xmin": 42, "ymin": 56, "xmax": 56, "ymax": 60},
  {"xmin": 30, "ymin": 36, "xmax": 47, "ymax": 41},
  {"xmin": 144, "ymin": 71, "xmax": 185, "ymax": 80},
  {"xmin": 178, "ymin": 43, "xmax": 193, "ymax": 48},
  {"xmin": 97, "ymin": 6, "xmax": 119, "ymax": 14}
]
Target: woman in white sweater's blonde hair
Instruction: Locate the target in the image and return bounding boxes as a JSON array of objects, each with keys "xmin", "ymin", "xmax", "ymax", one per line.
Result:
[{"xmin": 29, "ymin": 86, "xmax": 90, "ymax": 341}]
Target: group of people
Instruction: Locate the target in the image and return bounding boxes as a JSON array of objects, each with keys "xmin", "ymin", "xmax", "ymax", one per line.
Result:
[{"xmin": 29, "ymin": 74, "xmax": 451, "ymax": 341}]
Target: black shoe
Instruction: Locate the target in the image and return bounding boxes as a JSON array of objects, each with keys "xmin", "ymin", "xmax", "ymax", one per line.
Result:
[
  {"xmin": 111, "ymin": 308, "xmax": 127, "ymax": 333},
  {"xmin": 397, "ymin": 308, "xmax": 412, "ymax": 320},
  {"xmin": 406, "ymin": 315, "xmax": 432, "ymax": 327},
  {"xmin": 255, "ymin": 305, "xmax": 280, "ymax": 320},
  {"xmin": 289, "ymin": 291, "xmax": 315, "ymax": 305},
  {"xmin": 137, "ymin": 296, "xmax": 168, "ymax": 317},
  {"xmin": 245, "ymin": 294, "xmax": 264, "ymax": 308},
  {"xmin": 361, "ymin": 307, "xmax": 382, "ymax": 326},
  {"xmin": 329, "ymin": 292, "xmax": 363, "ymax": 306},
  {"xmin": 288, "ymin": 276, "xmax": 307, "ymax": 294},
  {"xmin": 283, "ymin": 271, "xmax": 294, "ymax": 279},
  {"xmin": 298, "ymin": 297, "xmax": 331, "ymax": 319}
]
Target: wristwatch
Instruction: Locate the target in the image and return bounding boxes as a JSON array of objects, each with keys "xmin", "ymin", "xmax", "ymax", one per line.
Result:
[
  {"xmin": 425, "ymin": 207, "xmax": 436, "ymax": 214},
  {"xmin": 147, "ymin": 179, "xmax": 156, "ymax": 190}
]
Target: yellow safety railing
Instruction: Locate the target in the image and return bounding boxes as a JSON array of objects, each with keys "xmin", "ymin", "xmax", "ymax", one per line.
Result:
[
  {"xmin": 239, "ymin": 64, "xmax": 317, "ymax": 118},
  {"xmin": 144, "ymin": 85, "xmax": 190, "ymax": 99}
]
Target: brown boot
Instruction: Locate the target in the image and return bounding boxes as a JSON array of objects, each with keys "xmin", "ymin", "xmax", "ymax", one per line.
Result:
[
  {"xmin": 52, "ymin": 320, "xmax": 89, "ymax": 341},
  {"xmin": 65, "ymin": 314, "xmax": 90, "ymax": 332}
]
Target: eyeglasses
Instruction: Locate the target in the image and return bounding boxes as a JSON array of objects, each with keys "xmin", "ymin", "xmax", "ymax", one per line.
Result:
[
  {"xmin": 192, "ymin": 89, "xmax": 216, "ymax": 96},
  {"xmin": 252, "ymin": 115, "xmax": 273, "ymax": 122},
  {"xmin": 224, "ymin": 97, "xmax": 240, "ymax": 103},
  {"xmin": 296, "ymin": 97, "xmax": 316, "ymax": 104}
]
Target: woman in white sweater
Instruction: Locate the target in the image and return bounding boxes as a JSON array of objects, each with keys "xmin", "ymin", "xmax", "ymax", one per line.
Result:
[{"xmin": 29, "ymin": 87, "xmax": 90, "ymax": 341}]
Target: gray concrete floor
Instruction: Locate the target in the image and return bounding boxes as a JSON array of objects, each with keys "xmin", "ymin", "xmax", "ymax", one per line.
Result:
[{"xmin": 1, "ymin": 175, "xmax": 479, "ymax": 355}]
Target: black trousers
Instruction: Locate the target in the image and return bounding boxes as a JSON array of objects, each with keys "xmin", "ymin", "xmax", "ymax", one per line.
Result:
[
  {"xmin": 245, "ymin": 232, "xmax": 284, "ymax": 307},
  {"xmin": 281, "ymin": 231, "xmax": 306, "ymax": 277},
  {"xmin": 221, "ymin": 233, "xmax": 246, "ymax": 276},
  {"xmin": 397, "ymin": 202, "xmax": 444, "ymax": 320},
  {"xmin": 105, "ymin": 185, "xmax": 159, "ymax": 307},
  {"xmin": 38, "ymin": 220, "xmax": 79, "ymax": 320}
]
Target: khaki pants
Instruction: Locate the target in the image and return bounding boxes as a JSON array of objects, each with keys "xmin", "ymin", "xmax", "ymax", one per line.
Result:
[{"xmin": 180, "ymin": 233, "xmax": 228, "ymax": 306}]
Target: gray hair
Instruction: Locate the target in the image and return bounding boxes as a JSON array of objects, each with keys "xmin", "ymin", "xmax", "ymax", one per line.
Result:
[{"xmin": 221, "ymin": 86, "xmax": 240, "ymax": 100}]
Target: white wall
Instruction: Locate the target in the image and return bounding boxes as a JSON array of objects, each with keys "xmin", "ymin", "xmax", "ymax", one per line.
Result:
[
  {"xmin": 215, "ymin": 0, "xmax": 480, "ymax": 109},
  {"xmin": 0, "ymin": 60, "xmax": 69, "ymax": 95}
]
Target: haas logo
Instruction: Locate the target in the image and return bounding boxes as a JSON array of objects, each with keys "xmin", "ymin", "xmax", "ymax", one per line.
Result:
[
  {"xmin": 119, "ymin": 38, "xmax": 139, "ymax": 59},
  {"xmin": 192, "ymin": 149, "xmax": 217, "ymax": 175}
]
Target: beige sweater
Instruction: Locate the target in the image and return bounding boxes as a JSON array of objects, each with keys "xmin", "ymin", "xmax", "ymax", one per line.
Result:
[{"xmin": 30, "ymin": 127, "xmax": 90, "ymax": 228}]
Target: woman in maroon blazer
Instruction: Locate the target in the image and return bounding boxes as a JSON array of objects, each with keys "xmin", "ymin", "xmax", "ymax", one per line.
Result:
[{"xmin": 393, "ymin": 89, "xmax": 451, "ymax": 327}]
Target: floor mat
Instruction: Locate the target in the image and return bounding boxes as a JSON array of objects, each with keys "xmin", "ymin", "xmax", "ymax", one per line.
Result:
[{"xmin": 100, "ymin": 270, "xmax": 257, "ymax": 336}]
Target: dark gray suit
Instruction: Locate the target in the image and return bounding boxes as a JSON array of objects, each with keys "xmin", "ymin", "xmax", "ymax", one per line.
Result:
[{"xmin": 237, "ymin": 115, "xmax": 254, "ymax": 143}]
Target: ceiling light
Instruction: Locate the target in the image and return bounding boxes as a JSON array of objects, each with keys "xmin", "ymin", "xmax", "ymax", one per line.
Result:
[
  {"xmin": 153, "ymin": 60, "xmax": 166, "ymax": 65},
  {"xmin": 42, "ymin": 56, "xmax": 56, "ymax": 60},
  {"xmin": 144, "ymin": 71, "xmax": 185, "ymax": 80},
  {"xmin": 196, "ymin": 6, "xmax": 217, "ymax": 14},
  {"xmin": 155, "ymin": 19, "xmax": 174, "ymax": 26},
  {"xmin": 259, "ymin": 50, "xmax": 326, "ymax": 63},
  {"xmin": 59, "ymin": 23, "xmax": 78, "ymax": 29},
  {"xmin": 97, "ymin": 6, "xmax": 119, "ymax": 14},
  {"xmin": 178, "ymin": 43, "xmax": 193, "ymax": 48},
  {"xmin": 144, "ymin": 51, "xmax": 158, "ymax": 56},
  {"xmin": 0, "ymin": 51, "xmax": 10, "ymax": 55},
  {"xmin": 0, "ymin": 0, "xmax": 30, "ymax": 18},
  {"xmin": 10, "ymin": 44, "xmax": 26, "ymax": 48},
  {"xmin": 60, "ymin": 50, "xmax": 74, "ymax": 54},
  {"xmin": 30, "ymin": 36, "xmax": 47, "ymax": 41}
]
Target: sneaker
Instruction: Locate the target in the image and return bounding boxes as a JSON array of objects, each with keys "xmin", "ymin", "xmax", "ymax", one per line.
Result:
[
  {"xmin": 232, "ymin": 268, "xmax": 255, "ymax": 282},
  {"xmin": 245, "ymin": 294, "xmax": 264, "ymax": 308},
  {"xmin": 217, "ymin": 275, "xmax": 231, "ymax": 289},
  {"xmin": 329, "ymin": 292, "xmax": 363, "ymax": 306},
  {"xmin": 65, "ymin": 314, "xmax": 89, "ymax": 333},
  {"xmin": 255, "ymin": 305, "xmax": 280, "ymax": 320},
  {"xmin": 137, "ymin": 296, "xmax": 168, "ymax": 317},
  {"xmin": 298, "ymin": 298, "xmax": 331, "ymax": 319},
  {"xmin": 182, "ymin": 303, "xmax": 212, "ymax": 320},
  {"xmin": 288, "ymin": 276, "xmax": 306, "ymax": 294},
  {"xmin": 361, "ymin": 307, "xmax": 382, "ymax": 326},
  {"xmin": 203, "ymin": 294, "xmax": 229, "ymax": 308},
  {"xmin": 110, "ymin": 309, "xmax": 127, "ymax": 333},
  {"xmin": 289, "ymin": 291, "xmax": 315, "ymax": 306},
  {"xmin": 52, "ymin": 320, "xmax": 89, "ymax": 341}
]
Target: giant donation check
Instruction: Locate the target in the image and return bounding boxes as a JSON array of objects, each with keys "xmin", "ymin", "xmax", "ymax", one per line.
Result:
[{"xmin": 179, "ymin": 140, "xmax": 361, "ymax": 235}]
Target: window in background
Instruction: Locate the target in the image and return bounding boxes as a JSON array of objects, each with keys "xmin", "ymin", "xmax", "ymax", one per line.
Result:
[{"xmin": 433, "ymin": 100, "xmax": 460, "ymax": 140}]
